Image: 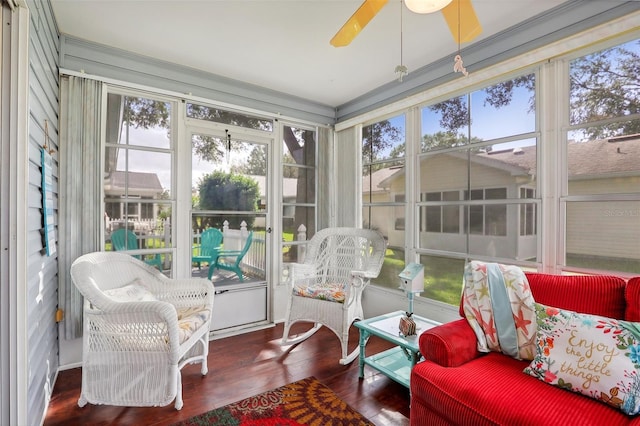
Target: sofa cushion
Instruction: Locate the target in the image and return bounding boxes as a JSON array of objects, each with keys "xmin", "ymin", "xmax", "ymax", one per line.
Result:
[
  {"xmin": 625, "ymin": 277, "xmax": 640, "ymax": 322},
  {"xmin": 524, "ymin": 303, "xmax": 640, "ymax": 415},
  {"xmin": 411, "ymin": 353, "xmax": 635, "ymax": 426},
  {"xmin": 525, "ymin": 273, "xmax": 627, "ymax": 319}
]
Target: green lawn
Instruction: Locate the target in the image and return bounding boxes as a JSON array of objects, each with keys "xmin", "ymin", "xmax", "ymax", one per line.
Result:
[{"xmin": 374, "ymin": 251, "xmax": 465, "ymax": 307}]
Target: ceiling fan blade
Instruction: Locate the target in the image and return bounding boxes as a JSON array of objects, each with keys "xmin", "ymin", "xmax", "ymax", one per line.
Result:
[
  {"xmin": 330, "ymin": 0, "xmax": 389, "ymax": 47},
  {"xmin": 441, "ymin": 0, "xmax": 482, "ymax": 44}
]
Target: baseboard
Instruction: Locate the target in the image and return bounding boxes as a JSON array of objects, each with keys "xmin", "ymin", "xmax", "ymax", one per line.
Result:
[
  {"xmin": 57, "ymin": 361, "xmax": 82, "ymax": 371},
  {"xmin": 209, "ymin": 321, "xmax": 275, "ymax": 340}
]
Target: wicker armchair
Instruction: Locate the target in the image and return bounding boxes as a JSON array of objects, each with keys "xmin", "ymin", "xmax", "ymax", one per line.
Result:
[
  {"xmin": 281, "ymin": 227, "xmax": 386, "ymax": 364},
  {"xmin": 70, "ymin": 252, "xmax": 215, "ymax": 410}
]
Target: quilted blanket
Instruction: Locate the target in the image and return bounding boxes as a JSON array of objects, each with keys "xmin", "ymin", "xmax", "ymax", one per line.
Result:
[{"xmin": 462, "ymin": 261, "xmax": 537, "ymax": 360}]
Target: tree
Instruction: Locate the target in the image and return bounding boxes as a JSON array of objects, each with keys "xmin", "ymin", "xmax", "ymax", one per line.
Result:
[
  {"xmin": 230, "ymin": 147, "xmax": 299, "ymax": 178},
  {"xmin": 427, "ymin": 74, "xmax": 535, "ymax": 135},
  {"xmin": 122, "ymin": 96, "xmax": 170, "ymax": 129},
  {"xmin": 569, "ymin": 40, "xmax": 640, "ymax": 139},
  {"xmin": 196, "ymin": 171, "xmax": 260, "ymax": 230},
  {"xmin": 387, "ymin": 132, "xmax": 486, "ymax": 160},
  {"xmin": 231, "ymin": 146, "xmax": 268, "ymax": 175},
  {"xmin": 282, "ymin": 127, "xmax": 315, "ymax": 233},
  {"xmin": 362, "ymin": 120, "xmax": 402, "ymax": 164},
  {"xmin": 281, "ymin": 152, "xmax": 299, "ymax": 178},
  {"xmin": 422, "ymin": 131, "xmax": 484, "ymax": 151},
  {"xmin": 426, "ymin": 40, "xmax": 639, "ymax": 141}
]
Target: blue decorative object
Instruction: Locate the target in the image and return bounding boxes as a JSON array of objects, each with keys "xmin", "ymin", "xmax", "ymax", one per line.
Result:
[{"xmin": 41, "ymin": 148, "xmax": 56, "ymax": 256}]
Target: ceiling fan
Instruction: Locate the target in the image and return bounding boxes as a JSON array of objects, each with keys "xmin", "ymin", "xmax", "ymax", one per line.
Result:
[{"xmin": 330, "ymin": 0, "xmax": 482, "ymax": 47}]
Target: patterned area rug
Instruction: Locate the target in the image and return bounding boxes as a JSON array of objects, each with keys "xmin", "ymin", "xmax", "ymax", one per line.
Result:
[{"xmin": 172, "ymin": 376, "xmax": 374, "ymax": 426}]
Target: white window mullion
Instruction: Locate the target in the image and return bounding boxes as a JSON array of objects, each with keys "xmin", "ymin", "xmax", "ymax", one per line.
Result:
[{"xmin": 538, "ymin": 59, "xmax": 566, "ymax": 273}]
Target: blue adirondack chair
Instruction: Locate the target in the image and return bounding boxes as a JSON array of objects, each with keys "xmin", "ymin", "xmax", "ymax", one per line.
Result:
[
  {"xmin": 192, "ymin": 228, "xmax": 224, "ymax": 280},
  {"xmin": 213, "ymin": 231, "xmax": 254, "ymax": 282},
  {"xmin": 110, "ymin": 228, "xmax": 163, "ymax": 270}
]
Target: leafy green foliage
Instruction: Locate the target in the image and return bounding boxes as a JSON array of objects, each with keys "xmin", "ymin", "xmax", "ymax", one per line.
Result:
[
  {"xmin": 123, "ymin": 97, "xmax": 170, "ymax": 129},
  {"xmin": 196, "ymin": 171, "xmax": 260, "ymax": 229},
  {"xmin": 570, "ymin": 40, "xmax": 640, "ymax": 139},
  {"xmin": 362, "ymin": 120, "xmax": 402, "ymax": 164}
]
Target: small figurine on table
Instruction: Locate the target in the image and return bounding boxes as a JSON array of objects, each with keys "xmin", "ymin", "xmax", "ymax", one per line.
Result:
[{"xmin": 399, "ymin": 312, "xmax": 417, "ymax": 337}]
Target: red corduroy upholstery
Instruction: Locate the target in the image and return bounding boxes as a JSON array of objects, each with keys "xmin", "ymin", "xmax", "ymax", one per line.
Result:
[
  {"xmin": 525, "ymin": 273, "xmax": 626, "ymax": 318},
  {"xmin": 625, "ymin": 277, "xmax": 640, "ymax": 321},
  {"xmin": 419, "ymin": 318, "xmax": 479, "ymax": 367},
  {"xmin": 411, "ymin": 273, "xmax": 640, "ymax": 426},
  {"xmin": 411, "ymin": 353, "xmax": 636, "ymax": 426}
]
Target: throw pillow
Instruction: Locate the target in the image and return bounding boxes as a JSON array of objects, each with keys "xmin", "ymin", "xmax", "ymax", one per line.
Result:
[
  {"xmin": 104, "ymin": 278, "xmax": 156, "ymax": 302},
  {"xmin": 462, "ymin": 260, "xmax": 537, "ymax": 360},
  {"xmin": 524, "ymin": 303, "xmax": 640, "ymax": 415}
]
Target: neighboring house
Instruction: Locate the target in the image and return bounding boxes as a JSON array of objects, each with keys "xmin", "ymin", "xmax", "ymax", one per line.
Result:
[
  {"xmin": 565, "ymin": 136, "xmax": 640, "ymax": 261},
  {"xmin": 366, "ymin": 136, "xmax": 639, "ymax": 262},
  {"xmin": 103, "ymin": 170, "xmax": 165, "ymax": 232}
]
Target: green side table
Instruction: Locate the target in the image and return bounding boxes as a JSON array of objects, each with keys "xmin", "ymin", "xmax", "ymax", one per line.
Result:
[{"xmin": 355, "ymin": 311, "xmax": 440, "ymax": 388}]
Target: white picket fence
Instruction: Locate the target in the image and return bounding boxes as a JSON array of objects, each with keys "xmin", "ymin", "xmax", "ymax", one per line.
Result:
[
  {"xmin": 106, "ymin": 218, "xmax": 306, "ymax": 278},
  {"xmin": 192, "ymin": 221, "xmax": 267, "ymax": 278}
]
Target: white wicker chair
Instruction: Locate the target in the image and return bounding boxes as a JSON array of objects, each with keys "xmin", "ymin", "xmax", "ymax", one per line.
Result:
[
  {"xmin": 70, "ymin": 252, "xmax": 215, "ymax": 410},
  {"xmin": 281, "ymin": 227, "xmax": 386, "ymax": 364}
]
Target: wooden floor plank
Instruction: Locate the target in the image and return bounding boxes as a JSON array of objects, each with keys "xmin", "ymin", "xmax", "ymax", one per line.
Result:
[{"xmin": 44, "ymin": 322, "xmax": 410, "ymax": 426}]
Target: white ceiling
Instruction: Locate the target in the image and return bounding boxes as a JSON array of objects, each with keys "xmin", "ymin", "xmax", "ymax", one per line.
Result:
[{"xmin": 50, "ymin": 0, "xmax": 570, "ymax": 107}]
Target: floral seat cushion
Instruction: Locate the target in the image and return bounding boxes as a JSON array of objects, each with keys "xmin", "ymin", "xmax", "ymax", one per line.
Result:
[
  {"xmin": 176, "ymin": 306, "xmax": 211, "ymax": 344},
  {"xmin": 293, "ymin": 282, "xmax": 346, "ymax": 303}
]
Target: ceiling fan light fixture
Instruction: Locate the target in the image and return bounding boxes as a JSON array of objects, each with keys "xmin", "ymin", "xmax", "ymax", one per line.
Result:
[{"xmin": 404, "ymin": 0, "xmax": 453, "ymax": 14}]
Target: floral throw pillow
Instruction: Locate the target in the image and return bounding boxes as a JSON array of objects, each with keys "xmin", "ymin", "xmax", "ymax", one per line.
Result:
[{"xmin": 524, "ymin": 303, "xmax": 640, "ymax": 415}]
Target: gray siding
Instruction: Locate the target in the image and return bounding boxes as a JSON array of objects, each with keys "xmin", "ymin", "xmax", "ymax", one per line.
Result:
[{"xmin": 26, "ymin": 1, "xmax": 59, "ymax": 424}]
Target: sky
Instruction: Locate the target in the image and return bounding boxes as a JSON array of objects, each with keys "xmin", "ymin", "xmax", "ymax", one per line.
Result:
[
  {"xmin": 117, "ymin": 126, "xmax": 264, "ymax": 191},
  {"xmin": 375, "ymin": 81, "xmax": 536, "ymax": 160}
]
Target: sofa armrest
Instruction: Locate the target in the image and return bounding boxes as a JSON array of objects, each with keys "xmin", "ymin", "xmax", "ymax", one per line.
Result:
[{"xmin": 419, "ymin": 318, "xmax": 481, "ymax": 367}]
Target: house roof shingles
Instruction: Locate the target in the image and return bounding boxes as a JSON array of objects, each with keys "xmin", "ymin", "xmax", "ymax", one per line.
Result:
[
  {"xmin": 367, "ymin": 136, "xmax": 640, "ymax": 191},
  {"xmin": 107, "ymin": 170, "xmax": 163, "ymax": 192}
]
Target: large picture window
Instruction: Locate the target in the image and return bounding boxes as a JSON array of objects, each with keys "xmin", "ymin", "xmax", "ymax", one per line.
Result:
[
  {"xmin": 564, "ymin": 38, "xmax": 640, "ymax": 275},
  {"xmin": 416, "ymin": 73, "xmax": 538, "ymax": 304}
]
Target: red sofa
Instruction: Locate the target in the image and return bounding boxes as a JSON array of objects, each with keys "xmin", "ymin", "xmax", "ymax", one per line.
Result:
[{"xmin": 410, "ymin": 273, "xmax": 640, "ymax": 426}]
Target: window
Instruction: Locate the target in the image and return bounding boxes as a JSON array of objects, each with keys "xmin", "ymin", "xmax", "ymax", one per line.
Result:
[
  {"xmin": 362, "ymin": 114, "xmax": 406, "ymax": 290},
  {"xmin": 394, "ymin": 194, "xmax": 405, "ymax": 230},
  {"xmin": 520, "ymin": 188, "xmax": 536, "ymax": 236},
  {"xmin": 103, "ymin": 92, "xmax": 174, "ymax": 271},
  {"xmin": 564, "ymin": 38, "xmax": 640, "ymax": 275},
  {"xmin": 186, "ymin": 102, "xmax": 273, "ymax": 132},
  {"xmin": 417, "ymin": 73, "xmax": 538, "ymax": 304},
  {"xmin": 421, "ymin": 191, "xmax": 460, "ymax": 233},
  {"xmin": 464, "ymin": 188, "xmax": 507, "ymax": 236},
  {"xmin": 281, "ymin": 125, "xmax": 317, "ymax": 263}
]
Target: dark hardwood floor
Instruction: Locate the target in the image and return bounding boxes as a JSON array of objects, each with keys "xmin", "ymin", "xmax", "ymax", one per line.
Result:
[{"xmin": 44, "ymin": 322, "xmax": 411, "ymax": 425}]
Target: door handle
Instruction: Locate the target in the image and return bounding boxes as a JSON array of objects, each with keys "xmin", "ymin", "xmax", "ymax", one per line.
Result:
[{"xmin": 266, "ymin": 227, "xmax": 272, "ymax": 233}]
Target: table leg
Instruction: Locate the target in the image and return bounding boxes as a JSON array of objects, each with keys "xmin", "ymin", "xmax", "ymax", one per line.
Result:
[
  {"xmin": 358, "ymin": 329, "xmax": 370, "ymax": 379},
  {"xmin": 411, "ymin": 351, "xmax": 422, "ymax": 368}
]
